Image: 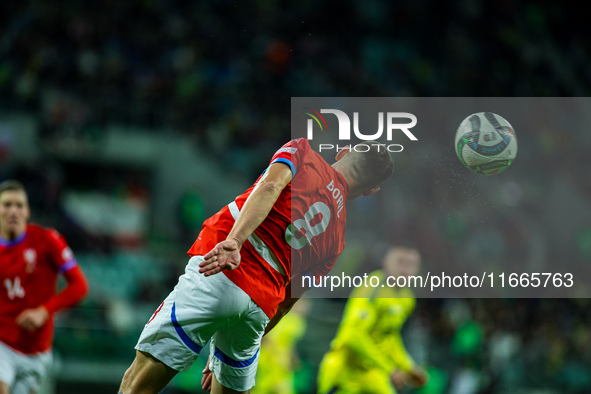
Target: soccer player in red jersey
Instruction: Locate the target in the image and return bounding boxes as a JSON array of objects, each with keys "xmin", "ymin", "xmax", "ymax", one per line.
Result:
[
  {"xmin": 0, "ymin": 180, "xmax": 89, "ymax": 394},
  {"xmin": 119, "ymin": 139, "xmax": 394, "ymax": 394}
]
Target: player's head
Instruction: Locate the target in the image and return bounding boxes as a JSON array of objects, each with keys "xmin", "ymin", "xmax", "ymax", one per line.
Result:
[
  {"xmin": 333, "ymin": 142, "xmax": 394, "ymax": 199},
  {"xmin": 382, "ymin": 246, "xmax": 420, "ymax": 279},
  {"xmin": 0, "ymin": 180, "xmax": 30, "ymax": 239}
]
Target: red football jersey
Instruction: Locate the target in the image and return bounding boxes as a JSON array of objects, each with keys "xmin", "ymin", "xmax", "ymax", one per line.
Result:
[
  {"xmin": 0, "ymin": 224, "xmax": 80, "ymax": 354},
  {"xmin": 188, "ymin": 138, "xmax": 349, "ymax": 317}
]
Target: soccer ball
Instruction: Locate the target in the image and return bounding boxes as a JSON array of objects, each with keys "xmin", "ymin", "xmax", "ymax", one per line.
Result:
[{"xmin": 455, "ymin": 112, "xmax": 518, "ymax": 175}]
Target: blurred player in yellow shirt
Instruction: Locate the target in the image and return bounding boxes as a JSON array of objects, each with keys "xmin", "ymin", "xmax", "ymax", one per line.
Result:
[{"xmin": 318, "ymin": 246, "xmax": 428, "ymax": 394}]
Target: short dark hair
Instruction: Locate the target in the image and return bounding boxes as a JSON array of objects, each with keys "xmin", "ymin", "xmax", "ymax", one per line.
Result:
[
  {"xmin": 0, "ymin": 180, "xmax": 27, "ymax": 197},
  {"xmin": 342, "ymin": 142, "xmax": 394, "ymax": 189}
]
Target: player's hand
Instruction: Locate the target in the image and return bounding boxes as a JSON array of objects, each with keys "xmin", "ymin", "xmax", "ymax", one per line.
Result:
[
  {"xmin": 407, "ymin": 366, "xmax": 429, "ymax": 388},
  {"xmin": 16, "ymin": 306, "xmax": 49, "ymax": 331},
  {"xmin": 390, "ymin": 370, "xmax": 408, "ymax": 390},
  {"xmin": 201, "ymin": 356, "xmax": 213, "ymax": 391},
  {"xmin": 199, "ymin": 238, "xmax": 241, "ymax": 276}
]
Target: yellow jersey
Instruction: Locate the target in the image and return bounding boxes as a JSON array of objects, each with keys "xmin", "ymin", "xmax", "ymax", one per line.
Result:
[{"xmin": 318, "ymin": 270, "xmax": 416, "ymax": 394}]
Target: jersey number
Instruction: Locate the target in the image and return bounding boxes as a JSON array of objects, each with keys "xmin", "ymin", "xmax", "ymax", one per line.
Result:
[
  {"xmin": 285, "ymin": 202, "xmax": 331, "ymax": 250},
  {"xmin": 4, "ymin": 277, "xmax": 25, "ymax": 300}
]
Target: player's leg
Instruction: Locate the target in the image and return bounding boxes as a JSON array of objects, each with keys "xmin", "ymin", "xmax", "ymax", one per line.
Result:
[
  {"xmin": 121, "ymin": 288, "xmax": 199, "ymax": 393},
  {"xmin": 0, "ymin": 341, "xmax": 21, "ymax": 394},
  {"xmin": 211, "ymin": 374, "xmax": 249, "ymax": 394},
  {"xmin": 10, "ymin": 350, "xmax": 52, "ymax": 394},
  {"xmin": 119, "ymin": 350, "xmax": 178, "ymax": 394},
  {"xmin": 120, "ymin": 255, "xmax": 253, "ymax": 392},
  {"xmin": 119, "ymin": 260, "xmax": 209, "ymax": 393},
  {"xmin": 208, "ymin": 291, "xmax": 270, "ymax": 393}
]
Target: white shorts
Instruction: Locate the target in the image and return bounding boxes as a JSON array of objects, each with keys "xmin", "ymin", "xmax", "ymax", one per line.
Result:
[
  {"xmin": 0, "ymin": 341, "xmax": 52, "ymax": 394},
  {"xmin": 136, "ymin": 256, "xmax": 270, "ymax": 391}
]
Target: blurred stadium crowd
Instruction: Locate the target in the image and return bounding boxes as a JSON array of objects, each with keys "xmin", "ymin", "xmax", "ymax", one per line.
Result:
[{"xmin": 1, "ymin": 0, "xmax": 590, "ymax": 393}]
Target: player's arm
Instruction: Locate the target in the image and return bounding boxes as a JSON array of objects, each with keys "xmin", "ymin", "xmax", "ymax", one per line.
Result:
[
  {"xmin": 16, "ymin": 265, "xmax": 88, "ymax": 332},
  {"xmin": 43, "ymin": 264, "xmax": 89, "ymax": 313},
  {"xmin": 385, "ymin": 332, "xmax": 429, "ymax": 388},
  {"xmin": 199, "ymin": 162, "xmax": 293, "ymax": 276},
  {"xmin": 264, "ymin": 261, "xmax": 339, "ymax": 335},
  {"xmin": 385, "ymin": 330, "xmax": 415, "ymax": 372},
  {"xmin": 264, "ymin": 264, "xmax": 337, "ymax": 335},
  {"xmin": 264, "ymin": 282, "xmax": 299, "ymax": 336},
  {"xmin": 381, "ymin": 301, "xmax": 428, "ymax": 388},
  {"xmin": 264, "ymin": 255, "xmax": 339, "ymax": 334}
]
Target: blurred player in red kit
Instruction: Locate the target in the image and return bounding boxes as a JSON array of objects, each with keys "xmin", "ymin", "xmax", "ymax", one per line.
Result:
[
  {"xmin": 0, "ymin": 180, "xmax": 88, "ymax": 394},
  {"xmin": 119, "ymin": 138, "xmax": 394, "ymax": 394}
]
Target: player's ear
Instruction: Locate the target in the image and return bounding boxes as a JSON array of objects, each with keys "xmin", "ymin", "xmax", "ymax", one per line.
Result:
[
  {"xmin": 335, "ymin": 145, "xmax": 351, "ymax": 161},
  {"xmin": 362, "ymin": 186, "xmax": 380, "ymax": 196}
]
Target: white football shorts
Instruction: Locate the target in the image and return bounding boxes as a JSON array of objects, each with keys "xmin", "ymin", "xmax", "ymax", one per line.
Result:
[
  {"xmin": 0, "ymin": 341, "xmax": 52, "ymax": 394},
  {"xmin": 135, "ymin": 255, "xmax": 270, "ymax": 391}
]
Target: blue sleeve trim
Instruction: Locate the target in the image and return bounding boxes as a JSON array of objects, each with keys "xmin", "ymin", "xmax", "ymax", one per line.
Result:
[
  {"xmin": 214, "ymin": 346, "xmax": 260, "ymax": 368},
  {"xmin": 171, "ymin": 302, "xmax": 203, "ymax": 354},
  {"xmin": 271, "ymin": 158, "xmax": 296, "ymax": 176},
  {"xmin": 59, "ymin": 258, "xmax": 78, "ymax": 272}
]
